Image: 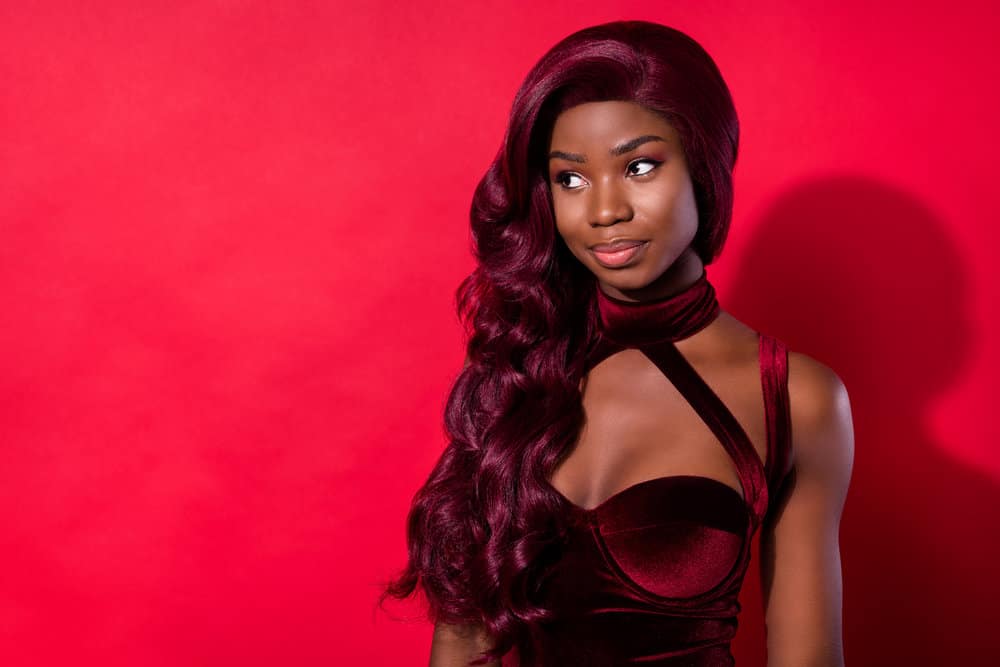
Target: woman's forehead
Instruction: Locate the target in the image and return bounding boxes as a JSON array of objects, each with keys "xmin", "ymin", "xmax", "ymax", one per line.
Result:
[{"xmin": 549, "ymin": 101, "xmax": 678, "ymax": 150}]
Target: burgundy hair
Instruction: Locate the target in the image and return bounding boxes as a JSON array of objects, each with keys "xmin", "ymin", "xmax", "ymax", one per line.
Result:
[{"xmin": 381, "ymin": 21, "xmax": 739, "ymax": 664}]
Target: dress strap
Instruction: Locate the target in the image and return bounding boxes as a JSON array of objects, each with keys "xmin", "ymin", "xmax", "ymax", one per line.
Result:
[
  {"xmin": 759, "ymin": 333, "xmax": 793, "ymax": 503},
  {"xmin": 643, "ymin": 339, "xmax": 768, "ymax": 519}
]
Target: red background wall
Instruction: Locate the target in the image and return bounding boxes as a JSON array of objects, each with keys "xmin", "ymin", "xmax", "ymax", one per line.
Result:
[{"xmin": 2, "ymin": 1, "xmax": 997, "ymax": 665}]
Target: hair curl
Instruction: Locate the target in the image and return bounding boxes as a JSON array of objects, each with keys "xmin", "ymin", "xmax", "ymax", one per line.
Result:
[{"xmin": 381, "ymin": 20, "xmax": 739, "ymax": 665}]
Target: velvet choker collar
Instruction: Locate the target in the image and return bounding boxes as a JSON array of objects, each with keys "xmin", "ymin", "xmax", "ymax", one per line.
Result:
[{"xmin": 595, "ymin": 269, "xmax": 721, "ymax": 347}]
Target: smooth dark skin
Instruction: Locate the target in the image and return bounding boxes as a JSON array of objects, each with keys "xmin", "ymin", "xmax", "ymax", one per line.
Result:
[{"xmin": 432, "ymin": 102, "xmax": 854, "ymax": 667}]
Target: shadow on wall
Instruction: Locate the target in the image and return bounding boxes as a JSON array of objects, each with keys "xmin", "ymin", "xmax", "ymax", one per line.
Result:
[{"xmin": 727, "ymin": 174, "xmax": 997, "ymax": 666}]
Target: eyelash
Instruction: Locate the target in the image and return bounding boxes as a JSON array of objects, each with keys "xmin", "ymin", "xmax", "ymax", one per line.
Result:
[{"xmin": 553, "ymin": 158, "xmax": 663, "ymax": 190}]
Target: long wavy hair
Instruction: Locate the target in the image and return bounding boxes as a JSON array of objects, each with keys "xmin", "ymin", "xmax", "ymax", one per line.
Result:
[{"xmin": 381, "ymin": 20, "xmax": 739, "ymax": 664}]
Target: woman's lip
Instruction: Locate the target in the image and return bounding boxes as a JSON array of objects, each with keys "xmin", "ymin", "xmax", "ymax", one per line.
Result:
[{"xmin": 591, "ymin": 241, "xmax": 648, "ymax": 268}]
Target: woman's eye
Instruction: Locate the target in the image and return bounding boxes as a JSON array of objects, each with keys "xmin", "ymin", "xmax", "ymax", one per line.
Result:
[
  {"xmin": 555, "ymin": 172, "xmax": 585, "ymax": 189},
  {"xmin": 627, "ymin": 159, "xmax": 660, "ymax": 176}
]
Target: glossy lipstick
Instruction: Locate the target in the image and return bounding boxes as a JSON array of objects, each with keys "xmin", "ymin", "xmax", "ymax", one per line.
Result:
[{"xmin": 590, "ymin": 240, "xmax": 647, "ymax": 268}]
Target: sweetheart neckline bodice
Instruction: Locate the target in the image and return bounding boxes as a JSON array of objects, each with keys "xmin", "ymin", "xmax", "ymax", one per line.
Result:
[{"xmin": 519, "ymin": 270, "xmax": 793, "ymax": 663}]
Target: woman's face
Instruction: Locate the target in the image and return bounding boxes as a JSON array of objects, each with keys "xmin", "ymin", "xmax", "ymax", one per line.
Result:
[{"xmin": 547, "ymin": 100, "xmax": 700, "ymax": 300}]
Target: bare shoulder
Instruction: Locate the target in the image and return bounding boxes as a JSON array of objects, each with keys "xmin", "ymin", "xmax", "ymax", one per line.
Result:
[{"xmin": 786, "ymin": 350, "xmax": 855, "ymax": 490}]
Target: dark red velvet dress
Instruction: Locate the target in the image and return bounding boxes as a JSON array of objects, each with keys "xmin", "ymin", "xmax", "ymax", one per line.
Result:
[{"xmin": 522, "ymin": 270, "xmax": 792, "ymax": 665}]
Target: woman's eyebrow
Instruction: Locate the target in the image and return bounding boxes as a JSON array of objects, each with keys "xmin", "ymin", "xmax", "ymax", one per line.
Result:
[
  {"xmin": 611, "ymin": 134, "xmax": 666, "ymax": 156},
  {"xmin": 548, "ymin": 135, "xmax": 667, "ymax": 163}
]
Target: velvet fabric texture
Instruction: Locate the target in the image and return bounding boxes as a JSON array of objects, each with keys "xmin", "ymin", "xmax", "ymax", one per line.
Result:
[{"xmin": 524, "ymin": 269, "xmax": 792, "ymax": 665}]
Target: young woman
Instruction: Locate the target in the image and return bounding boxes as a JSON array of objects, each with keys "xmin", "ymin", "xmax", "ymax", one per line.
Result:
[{"xmin": 383, "ymin": 20, "xmax": 854, "ymax": 666}]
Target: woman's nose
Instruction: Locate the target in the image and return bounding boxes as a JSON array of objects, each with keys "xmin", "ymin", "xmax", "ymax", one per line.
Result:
[{"xmin": 590, "ymin": 178, "xmax": 633, "ymax": 225}]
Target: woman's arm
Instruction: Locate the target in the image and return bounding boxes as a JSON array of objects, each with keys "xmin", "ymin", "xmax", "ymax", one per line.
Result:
[
  {"xmin": 759, "ymin": 352, "xmax": 855, "ymax": 667},
  {"xmin": 430, "ymin": 623, "xmax": 501, "ymax": 667}
]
